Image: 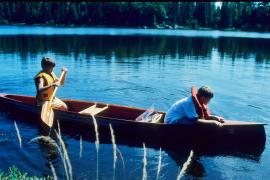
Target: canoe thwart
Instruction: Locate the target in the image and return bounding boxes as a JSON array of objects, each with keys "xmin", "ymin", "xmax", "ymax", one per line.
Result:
[{"xmin": 79, "ymin": 104, "xmax": 109, "ymax": 116}]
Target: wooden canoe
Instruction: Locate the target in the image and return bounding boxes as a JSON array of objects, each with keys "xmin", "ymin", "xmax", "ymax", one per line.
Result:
[{"xmin": 0, "ymin": 94, "xmax": 266, "ymax": 151}]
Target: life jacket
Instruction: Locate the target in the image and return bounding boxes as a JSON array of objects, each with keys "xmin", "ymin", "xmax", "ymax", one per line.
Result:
[
  {"xmin": 191, "ymin": 86, "xmax": 211, "ymax": 119},
  {"xmin": 34, "ymin": 71, "xmax": 57, "ymax": 101}
]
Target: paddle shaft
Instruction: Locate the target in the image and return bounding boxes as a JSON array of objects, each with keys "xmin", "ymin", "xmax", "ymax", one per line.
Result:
[
  {"xmin": 49, "ymin": 70, "xmax": 66, "ymax": 104},
  {"xmin": 41, "ymin": 70, "xmax": 66, "ymax": 128}
]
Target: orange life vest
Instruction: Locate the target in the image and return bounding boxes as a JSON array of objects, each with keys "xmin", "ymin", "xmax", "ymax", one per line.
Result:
[
  {"xmin": 34, "ymin": 71, "xmax": 57, "ymax": 101},
  {"xmin": 191, "ymin": 86, "xmax": 211, "ymax": 119}
]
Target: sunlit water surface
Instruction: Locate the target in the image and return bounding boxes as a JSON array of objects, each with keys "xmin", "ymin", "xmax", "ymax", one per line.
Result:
[{"xmin": 0, "ymin": 26, "xmax": 270, "ymax": 179}]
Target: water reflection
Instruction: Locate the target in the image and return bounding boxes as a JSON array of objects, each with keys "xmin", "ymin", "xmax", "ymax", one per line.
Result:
[
  {"xmin": 168, "ymin": 150, "xmax": 206, "ymax": 178},
  {"xmin": 0, "ymin": 36, "xmax": 270, "ymax": 63},
  {"xmin": 0, "ymin": 30, "xmax": 270, "ymax": 179}
]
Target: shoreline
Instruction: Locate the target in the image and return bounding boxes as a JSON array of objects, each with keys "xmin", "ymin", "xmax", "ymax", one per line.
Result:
[{"xmin": 0, "ymin": 23, "xmax": 269, "ymax": 34}]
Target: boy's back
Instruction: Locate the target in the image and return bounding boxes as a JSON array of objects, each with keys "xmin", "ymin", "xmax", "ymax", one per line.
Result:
[{"xmin": 165, "ymin": 96, "xmax": 198, "ymax": 124}]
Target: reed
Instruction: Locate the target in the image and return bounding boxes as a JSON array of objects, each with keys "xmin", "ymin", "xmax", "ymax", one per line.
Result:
[
  {"xmin": 29, "ymin": 136, "xmax": 69, "ymax": 180},
  {"xmin": 176, "ymin": 150, "xmax": 194, "ymax": 180},
  {"xmin": 23, "ymin": 117, "xmax": 196, "ymax": 180},
  {"xmin": 142, "ymin": 143, "xmax": 147, "ymax": 180},
  {"xmin": 49, "ymin": 161, "xmax": 58, "ymax": 180},
  {"xmin": 79, "ymin": 135, "xmax": 83, "ymax": 159},
  {"xmin": 156, "ymin": 148, "xmax": 162, "ymax": 180},
  {"xmin": 116, "ymin": 147, "xmax": 126, "ymax": 179},
  {"xmin": 14, "ymin": 121, "xmax": 22, "ymax": 148},
  {"xmin": 29, "ymin": 136, "xmax": 57, "ymax": 148},
  {"xmin": 55, "ymin": 128, "xmax": 73, "ymax": 180},
  {"xmin": 91, "ymin": 115, "xmax": 100, "ymax": 180},
  {"xmin": 57, "ymin": 120, "xmax": 61, "ymax": 136},
  {"xmin": 55, "ymin": 121, "xmax": 72, "ymax": 180},
  {"xmin": 91, "ymin": 115, "xmax": 100, "ymax": 150},
  {"xmin": 109, "ymin": 124, "xmax": 117, "ymax": 180}
]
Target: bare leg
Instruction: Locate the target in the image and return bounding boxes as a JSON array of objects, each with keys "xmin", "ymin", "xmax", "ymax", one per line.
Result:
[{"xmin": 52, "ymin": 97, "xmax": 68, "ymax": 111}]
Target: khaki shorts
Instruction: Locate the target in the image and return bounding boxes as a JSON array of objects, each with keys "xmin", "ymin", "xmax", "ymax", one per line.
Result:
[{"xmin": 37, "ymin": 97, "xmax": 68, "ymax": 110}]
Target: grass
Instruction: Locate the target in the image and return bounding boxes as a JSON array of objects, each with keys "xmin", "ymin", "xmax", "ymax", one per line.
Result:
[
  {"xmin": 0, "ymin": 166, "xmax": 50, "ymax": 180},
  {"xmin": 12, "ymin": 118, "xmax": 193, "ymax": 179}
]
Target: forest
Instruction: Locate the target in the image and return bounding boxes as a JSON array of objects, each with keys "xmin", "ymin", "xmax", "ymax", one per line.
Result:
[{"xmin": 0, "ymin": 2, "xmax": 269, "ymax": 31}]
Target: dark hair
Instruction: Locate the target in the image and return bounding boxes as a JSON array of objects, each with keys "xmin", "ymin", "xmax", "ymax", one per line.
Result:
[
  {"xmin": 41, "ymin": 57, "xmax": 55, "ymax": 68},
  {"xmin": 197, "ymin": 86, "xmax": 214, "ymax": 99}
]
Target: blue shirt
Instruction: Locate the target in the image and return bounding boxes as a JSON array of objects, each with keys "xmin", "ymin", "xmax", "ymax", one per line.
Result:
[{"xmin": 165, "ymin": 96, "xmax": 198, "ymax": 124}]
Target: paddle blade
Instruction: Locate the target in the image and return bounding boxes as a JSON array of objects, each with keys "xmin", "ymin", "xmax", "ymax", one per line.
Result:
[{"xmin": 41, "ymin": 101, "xmax": 54, "ymax": 127}]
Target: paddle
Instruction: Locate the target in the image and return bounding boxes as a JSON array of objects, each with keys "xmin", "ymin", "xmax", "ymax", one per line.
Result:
[{"xmin": 41, "ymin": 69, "xmax": 66, "ymax": 128}]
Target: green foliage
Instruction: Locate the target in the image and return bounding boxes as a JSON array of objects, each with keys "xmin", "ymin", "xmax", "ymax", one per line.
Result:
[
  {"xmin": 0, "ymin": 2, "xmax": 269, "ymax": 31},
  {"xmin": 0, "ymin": 166, "xmax": 50, "ymax": 180}
]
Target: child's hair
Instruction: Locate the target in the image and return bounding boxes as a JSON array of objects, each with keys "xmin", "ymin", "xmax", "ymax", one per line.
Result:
[
  {"xmin": 41, "ymin": 57, "xmax": 55, "ymax": 68},
  {"xmin": 197, "ymin": 86, "xmax": 214, "ymax": 99}
]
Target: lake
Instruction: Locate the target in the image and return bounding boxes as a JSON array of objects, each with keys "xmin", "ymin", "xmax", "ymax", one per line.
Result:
[{"xmin": 0, "ymin": 26, "xmax": 270, "ymax": 179}]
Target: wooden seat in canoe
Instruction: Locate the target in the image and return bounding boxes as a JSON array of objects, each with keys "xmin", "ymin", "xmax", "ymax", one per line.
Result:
[{"xmin": 79, "ymin": 104, "xmax": 108, "ymax": 116}]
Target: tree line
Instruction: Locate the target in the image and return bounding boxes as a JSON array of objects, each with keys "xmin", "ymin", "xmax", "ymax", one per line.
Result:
[{"xmin": 0, "ymin": 2, "xmax": 269, "ymax": 31}]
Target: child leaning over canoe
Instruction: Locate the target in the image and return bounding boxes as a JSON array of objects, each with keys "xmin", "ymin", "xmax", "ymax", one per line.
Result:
[
  {"xmin": 34, "ymin": 57, "xmax": 68, "ymax": 110},
  {"xmin": 165, "ymin": 86, "xmax": 224, "ymax": 125}
]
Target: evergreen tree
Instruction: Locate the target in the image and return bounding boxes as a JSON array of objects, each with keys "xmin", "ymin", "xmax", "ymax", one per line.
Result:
[{"xmin": 0, "ymin": 2, "xmax": 268, "ymax": 31}]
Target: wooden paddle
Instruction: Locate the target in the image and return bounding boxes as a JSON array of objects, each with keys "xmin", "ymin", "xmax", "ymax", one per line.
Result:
[{"xmin": 41, "ymin": 70, "xmax": 66, "ymax": 127}]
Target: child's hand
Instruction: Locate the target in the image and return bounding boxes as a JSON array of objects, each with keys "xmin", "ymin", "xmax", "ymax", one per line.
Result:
[
  {"xmin": 52, "ymin": 81, "xmax": 61, "ymax": 87},
  {"xmin": 214, "ymin": 120, "xmax": 223, "ymax": 127},
  {"xmin": 216, "ymin": 116, "xmax": 224, "ymax": 123},
  {"xmin": 62, "ymin": 67, "xmax": 68, "ymax": 72},
  {"xmin": 218, "ymin": 119, "xmax": 224, "ymax": 123}
]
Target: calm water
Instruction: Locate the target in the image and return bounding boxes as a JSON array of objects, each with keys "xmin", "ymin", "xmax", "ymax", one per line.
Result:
[{"xmin": 0, "ymin": 26, "xmax": 270, "ymax": 179}]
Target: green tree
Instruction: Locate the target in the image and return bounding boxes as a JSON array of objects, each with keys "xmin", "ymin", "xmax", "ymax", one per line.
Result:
[
  {"xmin": 219, "ymin": 2, "xmax": 232, "ymax": 28},
  {"xmin": 0, "ymin": 2, "xmax": 269, "ymax": 31}
]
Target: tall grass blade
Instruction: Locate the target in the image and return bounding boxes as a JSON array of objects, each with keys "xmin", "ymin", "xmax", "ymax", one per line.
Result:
[
  {"xmin": 142, "ymin": 143, "xmax": 147, "ymax": 180},
  {"xmin": 156, "ymin": 148, "xmax": 162, "ymax": 180},
  {"xmin": 79, "ymin": 135, "xmax": 83, "ymax": 159},
  {"xmin": 49, "ymin": 161, "xmax": 58, "ymax": 180},
  {"xmin": 116, "ymin": 148, "xmax": 126, "ymax": 179},
  {"xmin": 55, "ymin": 129, "xmax": 73, "ymax": 180},
  {"xmin": 92, "ymin": 115, "xmax": 99, "ymax": 180},
  {"xmin": 109, "ymin": 124, "xmax": 117, "ymax": 180},
  {"xmin": 177, "ymin": 150, "xmax": 194, "ymax": 180},
  {"xmin": 14, "ymin": 121, "xmax": 22, "ymax": 148},
  {"xmin": 29, "ymin": 136, "xmax": 69, "ymax": 180}
]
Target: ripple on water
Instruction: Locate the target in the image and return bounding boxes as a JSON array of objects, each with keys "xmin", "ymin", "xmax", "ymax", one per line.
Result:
[{"xmin": 0, "ymin": 29, "xmax": 270, "ymax": 179}]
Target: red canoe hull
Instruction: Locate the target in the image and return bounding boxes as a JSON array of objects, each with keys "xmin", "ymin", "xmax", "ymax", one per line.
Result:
[{"xmin": 0, "ymin": 93, "xmax": 266, "ymax": 154}]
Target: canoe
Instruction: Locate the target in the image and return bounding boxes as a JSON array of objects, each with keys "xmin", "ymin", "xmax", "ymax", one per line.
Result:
[{"xmin": 0, "ymin": 94, "xmax": 266, "ymax": 151}]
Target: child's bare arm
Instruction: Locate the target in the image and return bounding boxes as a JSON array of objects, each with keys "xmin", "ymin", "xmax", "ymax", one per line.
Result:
[
  {"xmin": 197, "ymin": 119, "xmax": 223, "ymax": 127},
  {"xmin": 60, "ymin": 67, "xmax": 68, "ymax": 85},
  {"xmin": 205, "ymin": 115, "xmax": 224, "ymax": 123},
  {"xmin": 36, "ymin": 78, "xmax": 59, "ymax": 93}
]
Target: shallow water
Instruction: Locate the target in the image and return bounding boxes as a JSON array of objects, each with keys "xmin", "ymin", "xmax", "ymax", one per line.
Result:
[{"xmin": 0, "ymin": 26, "xmax": 270, "ymax": 179}]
